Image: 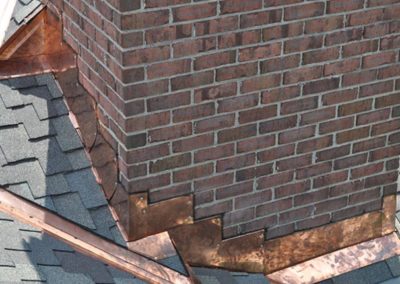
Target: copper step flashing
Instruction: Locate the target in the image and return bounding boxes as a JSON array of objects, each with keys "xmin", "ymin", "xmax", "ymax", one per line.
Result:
[
  {"xmin": 0, "ymin": 187, "xmax": 194, "ymax": 284},
  {"xmin": 0, "ymin": 8, "xmax": 75, "ymax": 78}
]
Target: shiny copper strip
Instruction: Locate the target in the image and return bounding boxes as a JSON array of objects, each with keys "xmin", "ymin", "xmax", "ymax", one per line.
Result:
[
  {"xmin": 128, "ymin": 232, "xmax": 177, "ymax": 260},
  {"xmin": 169, "ymin": 195, "xmax": 396, "ymax": 274},
  {"xmin": 382, "ymin": 194, "xmax": 397, "ymax": 235},
  {"xmin": 0, "ymin": 188, "xmax": 193, "ymax": 284},
  {"xmin": 267, "ymin": 233, "xmax": 400, "ymax": 284},
  {"xmin": 129, "ymin": 193, "xmax": 194, "ymax": 241}
]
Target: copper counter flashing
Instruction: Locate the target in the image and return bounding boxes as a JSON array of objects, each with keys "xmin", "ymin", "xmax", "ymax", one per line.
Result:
[
  {"xmin": 267, "ymin": 233, "xmax": 400, "ymax": 284},
  {"xmin": 0, "ymin": 188, "xmax": 194, "ymax": 284},
  {"xmin": 169, "ymin": 195, "xmax": 397, "ymax": 274},
  {"xmin": 0, "ymin": 9, "xmax": 76, "ymax": 78}
]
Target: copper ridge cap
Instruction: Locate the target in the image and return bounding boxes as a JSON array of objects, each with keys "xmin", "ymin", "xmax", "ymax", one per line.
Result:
[{"xmin": 0, "ymin": 187, "xmax": 193, "ymax": 284}]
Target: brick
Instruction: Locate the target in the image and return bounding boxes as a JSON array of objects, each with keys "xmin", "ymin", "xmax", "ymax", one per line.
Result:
[
  {"xmin": 357, "ymin": 109, "xmax": 391, "ymax": 125},
  {"xmin": 261, "ymin": 55, "xmax": 300, "ymax": 73},
  {"xmin": 216, "ymin": 181, "xmax": 253, "ymax": 200},
  {"xmin": 241, "ymin": 74, "xmax": 281, "ymax": 93},
  {"xmin": 336, "ymin": 127, "xmax": 370, "ymax": 144},
  {"xmin": 240, "ymin": 9, "xmax": 282, "ymax": 28},
  {"xmin": 343, "ymin": 69, "xmax": 378, "ymax": 87},
  {"xmin": 281, "ymin": 96, "xmax": 318, "ymax": 115},
  {"xmin": 365, "ymin": 171, "xmax": 398, "ymax": 188},
  {"xmin": 343, "ymin": 40, "xmax": 379, "ymax": 57},
  {"xmin": 297, "ymin": 136, "xmax": 333, "ymax": 154},
  {"xmin": 284, "ymin": 66, "xmax": 323, "ymax": 85},
  {"xmin": 194, "ymin": 173, "xmax": 233, "ymax": 192},
  {"xmin": 221, "ymin": 0, "xmax": 262, "ymax": 14},
  {"xmin": 236, "ymin": 164, "xmax": 274, "ymax": 182},
  {"xmin": 147, "ymin": 91, "xmax": 190, "ymax": 112},
  {"xmin": 195, "ymin": 190, "xmax": 214, "ymax": 205},
  {"xmin": 150, "ymin": 153, "xmax": 191, "ymax": 173},
  {"xmin": 147, "ymin": 59, "xmax": 191, "ymax": 79},
  {"xmin": 219, "ymin": 30, "xmax": 261, "ymax": 49},
  {"xmin": 285, "ymin": 36, "xmax": 323, "ymax": 53},
  {"xmin": 256, "ymin": 198, "xmax": 292, "ymax": 217},
  {"xmin": 296, "ymin": 162, "xmax": 332, "ymax": 180},
  {"xmin": 303, "ymin": 47, "xmax": 340, "ymax": 65},
  {"xmin": 194, "ymin": 144, "xmax": 234, "ymax": 163},
  {"xmin": 257, "ymin": 171, "xmax": 294, "ymax": 189},
  {"xmin": 239, "ymin": 43, "xmax": 281, "ymax": 62},
  {"xmin": 151, "ymin": 183, "xmax": 192, "ymax": 203},
  {"xmin": 145, "ymin": 24, "xmax": 192, "ymax": 44},
  {"xmin": 258, "ymin": 144, "xmax": 295, "ymax": 162},
  {"xmin": 262, "ymin": 22, "xmax": 303, "ymax": 41},
  {"xmin": 339, "ymin": 99, "xmax": 373, "ymax": 116},
  {"xmin": 194, "ymin": 51, "xmax": 236, "ymax": 70},
  {"xmin": 329, "ymin": 180, "xmax": 364, "ymax": 197},
  {"xmin": 349, "ymin": 188, "xmax": 381, "ymax": 205},
  {"xmin": 313, "ymin": 170, "xmax": 348, "ymax": 188},
  {"xmin": 195, "ymin": 114, "xmax": 235, "ymax": 133},
  {"xmin": 353, "ymin": 137, "xmax": 386, "ymax": 153},
  {"xmin": 322, "ymin": 89, "xmax": 358, "ymax": 106},
  {"xmin": 171, "ymin": 71, "xmax": 214, "ymax": 91},
  {"xmin": 195, "ymin": 16, "xmax": 239, "ymax": 36},
  {"xmin": 259, "ymin": 115, "xmax": 297, "ymax": 133},
  {"xmin": 279, "ymin": 206, "xmax": 314, "ymax": 224},
  {"xmin": 195, "ymin": 200, "xmax": 232, "ymax": 219},
  {"xmin": 173, "ymin": 2, "xmax": 217, "ymax": 22},
  {"xmin": 315, "ymin": 197, "xmax": 348, "ymax": 215},
  {"xmin": 216, "ymin": 62, "xmax": 258, "ymax": 82},
  {"xmin": 145, "ymin": 0, "xmax": 189, "ymax": 8},
  {"xmin": 123, "ymin": 143, "xmax": 170, "ymax": 164},
  {"xmin": 362, "ymin": 51, "xmax": 396, "ymax": 68},
  {"xmin": 359, "ymin": 80, "xmax": 393, "ymax": 98},
  {"xmin": 127, "ymin": 173, "xmax": 170, "ymax": 193},
  {"xmin": 324, "ymin": 58, "xmax": 360, "ymax": 76},
  {"xmin": 300, "ymin": 107, "xmax": 336, "ymax": 125},
  {"xmin": 328, "ymin": 0, "xmax": 364, "ymax": 13},
  {"xmin": 173, "ymin": 133, "xmax": 214, "ymax": 153},
  {"xmin": 303, "ymin": 78, "xmax": 340, "ymax": 95},
  {"xmin": 237, "ymin": 135, "xmax": 275, "ymax": 153},
  {"xmin": 325, "ymin": 28, "xmax": 363, "ymax": 46},
  {"xmin": 194, "ymin": 82, "xmax": 237, "ymax": 103},
  {"xmin": 376, "ymin": 93, "xmax": 400, "ymax": 108},
  {"xmin": 148, "ymin": 122, "xmax": 192, "ymax": 142},
  {"xmin": 122, "ymin": 46, "xmax": 170, "ymax": 66},
  {"xmin": 276, "ymin": 154, "xmax": 312, "ymax": 172},
  {"xmin": 173, "ymin": 163, "xmax": 214, "ymax": 182},
  {"xmin": 371, "ymin": 119, "xmax": 400, "ymax": 136},
  {"xmin": 294, "ymin": 188, "xmax": 329, "ymax": 207},
  {"xmin": 347, "ymin": 9, "xmax": 384, "ymax": 26},
  {"xmin": 239, "ymin": 105, "xmax": 277, "ymax": 124},
  {"xmin": 173, "ymin": 37, "xmax": 217, "ymax": 58},
  {"xmin": 216, "ymin": 153, "xmax": 255, "ymax": 173},
  {"xmin": 120, "ymin": 10, "xmax": 169, "ymax": 30},
  {"xmin": 240, "ymin": 215, "xmax": 277, "ymax": 234},
  {"xmin": 235, "ymin": 190, "xmax": 273, "ymax": 209},
  {"xmin": 224, "ymin": 207, "xmax": 255, "ymax": 227},
  {"xmin": 279, "ymin": 126, "xmax": 315, "ymax": 144},
  {"xmin": 305, "ymin": 15, "xmax": 344, "ymax": 34},
  {"xmin": 261, "ymin": 86, "xmax": 300, "ymax": 104},
  {"xmin": 173, "ymin": 103, "xmax": 215, "ymax": 122},
  {"xmin": 370, "ymin": 145, "xmax": 400, "ymax": 161},
  {"xmin": 297, "ymin": 215, "xmax": 331, "ymax": 230},
  {"xmin": 218, "ymin": 93, "xmax": 259, "ymax": 113},
  {"xmin": 317, "ymin": 145, "xmax": 351, "ymax": 162},
  {"xmin": 334, "ymin": 153, "xmax": 368, "ymax": 170},
  {"xmin": 284, "ymin": 2, "xmax": 324, "ymax": 21},
  {"xmin": 218, "ymin": 124, "xmax": 257, "ymax": 143}
]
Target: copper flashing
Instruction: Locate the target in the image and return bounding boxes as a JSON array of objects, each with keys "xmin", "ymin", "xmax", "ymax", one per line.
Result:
[
  {"xmin": 128, "ymin": 193, "xmax": 194, "ymax": 241},
  {"xmin": 169, "ymin": 195, "xmax": 397, "ymax": 274},
  {"xmin": 0, "ymin": 187, "xmax": 194, "ymax": 284},
  {"xmin": 0, "ymin": 9, "xmax": 75, "ymax": 78},
  {"xmin": 267, "ymin": 233, "xmax": 400, "ymax": 284}
]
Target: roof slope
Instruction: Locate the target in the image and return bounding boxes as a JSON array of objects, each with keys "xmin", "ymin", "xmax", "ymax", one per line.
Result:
[
  {"xmin": 0, "ymin": 74, "xmax": 125, "ymax": 246},
  {"xmin": 0, "ymin": 212, "xmax": 145, "ymax": 283}
]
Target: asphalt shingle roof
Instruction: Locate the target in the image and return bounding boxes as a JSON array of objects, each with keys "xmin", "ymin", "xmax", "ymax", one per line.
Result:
[{"xmin": 3, "ymin": 0, "xmax": 43, "ymax": 45}]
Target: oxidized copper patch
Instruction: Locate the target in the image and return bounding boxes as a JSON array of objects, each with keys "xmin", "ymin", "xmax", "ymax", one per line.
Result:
[{"xmin": 128, "ymin": 193, "xmax": 194, "ymax": 241}]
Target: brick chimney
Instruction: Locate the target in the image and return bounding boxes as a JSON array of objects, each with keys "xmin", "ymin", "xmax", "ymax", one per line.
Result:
[{"xmin": 49, "ymin": 0, "xmax": 399, "ymax": 247}]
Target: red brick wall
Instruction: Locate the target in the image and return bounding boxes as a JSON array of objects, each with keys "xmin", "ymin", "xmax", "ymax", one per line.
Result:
[{"xmin": 51, "ymin": 0, "xmax": 400, "ymax": 239}]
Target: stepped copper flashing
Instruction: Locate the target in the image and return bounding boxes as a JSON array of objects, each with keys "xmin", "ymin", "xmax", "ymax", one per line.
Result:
[
  {"xmin": 267, "ymin": 233, "xmax": 400, "ymax": 284},
  {"xmin": 0, "ymin": 188, "xmax": 194, "ymax": 284},
  {"xmin": 169, "ymin": 195, "xmax": 397, "ymax": 274},
  {"xmin": 0, "ymin": 8, "xmax": 75, "ymax": 78}
]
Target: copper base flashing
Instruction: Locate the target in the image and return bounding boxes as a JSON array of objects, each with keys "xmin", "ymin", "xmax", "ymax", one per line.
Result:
[
  {"xmin": 128, "ymin": 193, "xmax": 194, "ymax": 241},
  {"xmin": 267, "ymin": 233, "xmax": 400, "ymax": 284},
  {"xmin": 0, "ymin": 188, "xmax": 193, "ymax": 284},
  {"xmin": 169, "ymin": 195, "xmax": 397, "ymax": 274},
  {"xmin": 0, "ymin": 9, "xmax": 75, "ymax": 79}
]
